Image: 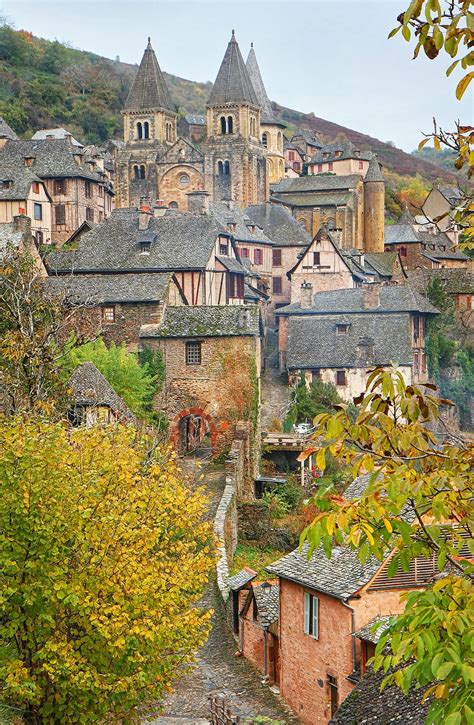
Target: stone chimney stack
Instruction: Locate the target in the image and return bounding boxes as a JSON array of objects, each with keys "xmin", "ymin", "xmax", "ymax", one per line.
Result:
[
  {"xmin": 153, "ymin": 200, "xmax": 168, "ymax": 218},
  {"xmin": 13, "ymin": 213, "xmax": 31, "ymax": 234},
  {"xmin": 300, "ymin": 281, "xmax": 313, "ymax": 309},
  {"xmin": 186, "ymin": 190, "xmax": 210, "ymax": 215},
  {"xmin": 138, "ymin": 201, "xmax": 152, "ymax": 230},
  {"xmin": 362, "ymin": 282, "xmax": 381, "ymax": 310}
]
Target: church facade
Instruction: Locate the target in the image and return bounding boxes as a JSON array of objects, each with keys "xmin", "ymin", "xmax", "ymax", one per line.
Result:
[{"xmin": 115, "ymin": 32, "xmax": 278, "ymax": 211}]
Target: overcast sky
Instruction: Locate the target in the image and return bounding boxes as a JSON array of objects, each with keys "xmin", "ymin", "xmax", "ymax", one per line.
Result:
[{"xmin": 2, "ymin": 0, "xmax": 471, "ymax": 152}]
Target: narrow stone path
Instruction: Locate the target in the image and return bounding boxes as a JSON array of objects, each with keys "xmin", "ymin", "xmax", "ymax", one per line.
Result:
[
  {"xmin": 148, "ymin": 457, "xmax": 298, "ymax": 724},
  {"xmin": 261, "ymin": 329, "xmax": 291, "ymax": 431}
]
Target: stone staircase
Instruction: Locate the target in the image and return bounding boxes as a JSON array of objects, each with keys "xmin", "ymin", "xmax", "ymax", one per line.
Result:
[{"xmin": 260, "ymin": 330, "xmax": 291, "ymax": 432}]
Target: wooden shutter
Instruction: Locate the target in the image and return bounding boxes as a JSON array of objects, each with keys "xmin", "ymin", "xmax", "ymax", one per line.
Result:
[
  {"xmin": 312, "ymin": 595, "xmax": 319, "ymax": 639},
  {"xmin": 304, "ymin": 592, "xmax": 310, "ymax": 634}
]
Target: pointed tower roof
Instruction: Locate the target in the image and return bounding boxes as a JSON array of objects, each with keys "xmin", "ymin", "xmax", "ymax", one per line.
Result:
[
  {"xmin": 399, "ymin": 205, "xmax": 415, "ymax": 224},
  {"xmin": 124, "ymin": 38, "xmax": 174, "ymax": 112},
  {"xmin": 364, "ymin": 156, "xmax": 384, "ymax": 183},
  {"xmin": 207, "ymin": 30, "xmax": 259, "ymax": 107},
  {"xmin": 0, "ymin": 116, "xmax": 19, "ymax": 141},
  {"xmin": 246, "ymin": 43, "xmax": 274, "ymax": 121}
]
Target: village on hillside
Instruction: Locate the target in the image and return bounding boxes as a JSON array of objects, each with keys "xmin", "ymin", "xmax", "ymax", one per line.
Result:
[{"xmin": 0, "ymin": 12, "xmax": 473, "ymax": 725}]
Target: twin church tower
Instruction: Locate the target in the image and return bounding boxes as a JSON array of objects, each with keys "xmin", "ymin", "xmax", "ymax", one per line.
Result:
[{"xmin": 115, "ymin": 32, "xmax": 285, "ymax": 210}]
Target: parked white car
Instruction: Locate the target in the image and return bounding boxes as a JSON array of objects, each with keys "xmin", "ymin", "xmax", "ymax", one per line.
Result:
[{"xmin": 293, "ymin": 422, "xmax": 315, "ymax": 436}]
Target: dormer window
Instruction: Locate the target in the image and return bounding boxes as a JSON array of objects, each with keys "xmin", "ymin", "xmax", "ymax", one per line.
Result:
[
  {"xmin": 24, "ymin": 156, "xmax": 35, "ymax": 167},
  {"xmin": 140, "ymin": 241, "xmax": 151, "ymax": 254},
  {"xmin": 335, "ymin": 150, "xmax": 342, "ymax": 158},
  {"xmin": 336, "ymin": 324, "xmax": 349, "ymax": 335},
  {"xmin": 246, "ymin": 224, "xmax": 256, "ymax": 233},
  {"xmin": 228, "ymin": 223, "xmax": 236, "ymax": 233},
  {"xmin": 1, "ymin": 179, "xmax": 12, "ymax": 189},
  {"xmin": 323, "ymin": 152, "xmax": 329, "ymax": 159}
]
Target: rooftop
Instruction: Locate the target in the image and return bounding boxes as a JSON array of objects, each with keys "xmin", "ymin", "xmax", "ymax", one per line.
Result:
[
  {"xmin": 0, "ymin": 117, "xmax": 19, "ymax": 141},
  {"xmin": 210, "ymin": 200, "xmax": 272, "ymax": 244},
  {"xmin": 139, "ymin": 304, "xmax": 261, "ymax": 339},
  {"xmin": 245, "ymin": 202, "xmax": 311, "ymax": 247},
  {"xmin": 45, "ymin": 272, "xmax": 171, "ymax": 304},
  {"xmin": 309, "ymin": 140, "xmax": 372, "ymax": 165},
  {"xmin": 208, "ymin": 31, "xmax": 259, "ymax": 107},
  {"xmin": 273, "ymin": 174, "xmax": 361, "ymax": 194},
  {"xmin": 246, "ymin": 44, "xmax": 275, "ymax": 122},
  {"xmin": 68, "ymin": 362, "xmax": 136, "ymax": 424},
  {"xmin": 31, "ymin": 128, "xmax": 82, "ymax": 146},
  {"xmin": 124, "ymin": 38, "xmax": 175, "ymax": 112},
  {"xmin": 0, "ymin": 162, "xmax": 44, "ymax": 201},
  {"xmin": 251, "ymin": 583, "xmax": 279, "ymax": 626},
  {"xmin": 0, "ymin": 138, "xmax": 107, "ymax": 183}
]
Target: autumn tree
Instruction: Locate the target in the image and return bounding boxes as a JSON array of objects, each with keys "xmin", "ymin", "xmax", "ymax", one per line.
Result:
[
  {"xmin": 301, "ymin": 368, "xmax": 473, "ymax": 723},
  {"xmin": 0, "ymin": 417, "xmax": 214, "ymax": 722}
]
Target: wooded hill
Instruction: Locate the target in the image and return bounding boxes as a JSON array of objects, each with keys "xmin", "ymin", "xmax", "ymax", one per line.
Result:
[{"xmin": 0, "ymin": 24, "xmax": 456, "ymax": 189}]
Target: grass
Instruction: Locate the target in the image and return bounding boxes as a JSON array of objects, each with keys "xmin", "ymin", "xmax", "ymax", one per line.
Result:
[{"xmin": 230, "ymin": 543, "xmax": 286, "ymax": 580}]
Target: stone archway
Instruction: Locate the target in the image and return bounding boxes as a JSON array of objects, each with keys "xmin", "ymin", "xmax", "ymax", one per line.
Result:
[{"xmin": 170, "ymin": 407, "xmax": 218, "ymax": 455}]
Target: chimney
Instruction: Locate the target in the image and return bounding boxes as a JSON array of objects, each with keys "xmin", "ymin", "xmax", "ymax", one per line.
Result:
[
  {"xmin": 13, "ymin": 213, "xmax": 31, "ymax": 233},
  {"xmin": 153, "ymin": 200, "xmax": 168, "ymax": 218},
  {"xmin": 300, "ymin": 281, "xmax": 313, "ymax": 309},
  {"xmin": 138, "ymin": 202, "xmax": 152, "ymax": 230},
  {"xmin": 65, "ymin": 133, "xmax": 73, "ymax": 145},
  {"xmin": 186, "ymin": 190, "xmax": 210, "ymax": 215},
  {"xmin": 362, "ymin": 282, "xmax": 381, "ymax": 310}
]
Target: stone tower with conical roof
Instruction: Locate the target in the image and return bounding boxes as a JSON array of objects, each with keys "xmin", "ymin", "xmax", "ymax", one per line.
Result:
[
  {"xmin": 203, "ymin": 31, "xmax": 268, "ymax": 206},
  {"xmin": 246, "ymin": 44, "xmax": 285, "ymax": 184},
  {"xmin": 363, "ymin": 156, "xmax": 385, "ymax": 253},
  {"xmin": 116, "ymin": 38, "xmax": 178, "ymax": 207}
]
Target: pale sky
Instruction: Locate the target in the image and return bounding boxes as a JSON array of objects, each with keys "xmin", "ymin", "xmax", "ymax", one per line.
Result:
[{"xmin": 2, "ymin": 0, "xmax": 471, "ymax": 152}]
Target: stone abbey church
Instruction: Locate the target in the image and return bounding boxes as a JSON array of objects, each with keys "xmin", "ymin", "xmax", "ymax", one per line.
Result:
[{"xmin": 115, "ymin": 32, "xmax": 286, "ymax": 211}]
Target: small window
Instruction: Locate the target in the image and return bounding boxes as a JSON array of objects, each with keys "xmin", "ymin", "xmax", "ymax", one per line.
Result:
[
  {"xmin": 55, "ymin": 204, "xmax": 65, "ymax": 225},
  {"xmin": 98, "ymin": 185, "xmax": 104, "ymax": 197},
  {"xmin": 303, "ymin": 592, "xmax": 319, "ymax": 639},
  {"xmin": 312, "ymin": 369, "xmax": 321, "ymax": 382},
  {"xmin": 272, "ymin": 276, "xmax": 282, "ymax": 294},
  {"xmin": 359, "ymin": 160, "xmax": 364, "ymax": 170},
  {"xmin": 328, "ymin": 162, "xmax": 334, "ymax": 171},
  {"xmin": 139, "ymin": 165, "xmax": 146, "ymax": 180},
  {"xmin": 288, "ymin": 151, "xmax": 295, "ymax": 161},
  {"xmin": 98, "ymin": 211, "xmax": 103, "ymax": 222},
  {"xmin": 224, "ymin": 160, "xmax": 230, "ymax": 176},
  {"xmin": 86, "ymin": 207, "xmax": 94, "ymax": 222},
  {"xmin": 399, "ymin": 246, "xmax": 407, "ymax": 257},
  {"xmin": 328, "ymin": 676, "xmax": 338, "ymax": 718},
  {"xmin": 85, "ymin": 181, "xmax": 92, "ymax": 198},
  {"xmin": 228, "ymin": 273, "xmax": 244, "ymax": 299},
  {"xmin": 336, "ymin": 370, "xmax": 347, "ymax": 386},
  {"xmin": 143, "ymin": 121, "xmax": 149, "ymax": 139},
  {"xmin": 24, "ymin": 156, "xmax": 34, "ymax": 167},
  {"xmin": 137, "ymin": 122, "xmax": 143, "ymax": 140},
  {"xmin": 294, "ymin": 162, "xmax": 301, "ymax": 172},
  {"xmin": 32, "ymin": 181, "xmax": 40, "ymax": 194},
  {"xmin": 262, "ymin": 132, "xmax": 268, "ymax": 148},
  {"xmin": 313, "ymin": 251, "xmax": 321, "ymax": 265},
  {"xmin": 220, "ymin": 116, "xmax": 227, "ymax": 134},
  {"xmin": 317, "ymin": 163, "xmax": 323, "ymax": 172},
  {"xmin": 272, "ymin": 248, "xmax": 282, "ymax": 266},
  {"xmin": 336, "ymin": 324, "xmax": 349, "ymax": 335},
  {"xmin": 179, "ymin": 173, "xmax": 190, "ymax": 188},
  {"xmin": 133, "ymin": 165, "xmax": 139, "ymax": 180},
  {"xmin": 140, "ymin": 241, "xmax": 151, "ymax": 254},
  {"xmin": 254, "ymin": 248, "xmax": 263, "ymax": 265},
  {"xmin": 219, "ymin": 243, "xmax": 228, "ymax": 255},
  {"xmin": 169, "ymin": 201, "xmax": 178, "ymax": 209},
  {"xmin": 241, "ymin": 247, "xmax": 249, "ymax": 258},
  {"xmin": 186, "ymin": 341, "xmax": 201, "ymax": 365},
  {"xmin": 102, "ymin": 305, "xmax": 115, "ymax": 323},
  {"xmin": 35, "ymin": 230, "xmax": 43, "ymax": 244},
  {"xmin": 33, "ymin": 203, "xmax": 42, "ymax": 221},
  {"xmin": 228, "ymin": 116, "xmax": 233, "ymax": 134},
  {"xmin": 217, "ymin": 160, "xmax": 224, "ymax": 175}
]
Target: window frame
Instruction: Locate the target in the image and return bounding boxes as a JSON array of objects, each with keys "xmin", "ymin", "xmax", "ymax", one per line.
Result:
[
  {"xmin": 33, "ymin": 202, "xmax": 42, "ymax": 221},
  {"xmin": 313, "ymin": 251, "xmax": 321, "ymax": 266},
  {"xmin": 32, "ymin": 181, "xmax": 40, "ymax": 194},
  {"xmin": 185, "ymin": 341, "xmax": 202, "ymax": 366},
  {"xmin": 55, "ymin": 204, "xmax": 65, "ymax": 225},
  {"xmin": 254, "ymin": 248, "xmax": 263, "ymax": 265},
  {"xmin": 272, "ymin": 248, "xmax": 282, "ymax": 267},
  {"xmin": 272, "ymin": 276, "xmax": 283, "ymax": 294},
  {"xmin": 303, "ymin": 592, "xmax": 319, "ymax": 639},
  {"xmin": 102, "ymin": 305, "xmax": 115, "ymax": 323},
  {"xmin": 84, "ymin": 180, "xmax": 92, "ymax": 199},
  {"xmin": 336, "ymin": 370, "xmax": 347, "ymax": 386}
]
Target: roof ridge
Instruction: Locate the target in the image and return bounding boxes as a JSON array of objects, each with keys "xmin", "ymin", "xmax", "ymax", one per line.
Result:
[
  {"xmin": 124, "ymin": 39, "xmax": 175, "ymax": 112},
  {"xmin": 207, "ymin": 31, "xmax": 259, "ymax": 107}
]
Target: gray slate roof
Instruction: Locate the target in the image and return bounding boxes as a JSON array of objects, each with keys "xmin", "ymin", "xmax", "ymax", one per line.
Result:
[
  {"xmin": 68, "ymin": 362, "xmax": 136, "ymax": 423},
  {"xmin": 330, "ymin": 667, "xmax": 430, "ymax": 723},
  {"xmin": 124, "ymin": 38, "xmax": 174, "ymax": 112},
  {"xmin": 140, "ymin": 304, "xmax": 260, "ymax": 339},
  {"xmin": 48, "ymin": 208, "xmax": 227, "ymax": 273},
  {"xmin": 227, "ymin": 568, "xmax": 257, "ymax": 591},
  {"xmin": 183, "ymin": 114, "xmax": 206, "ymax": 125},
  {"xmin": 385, "ymin": 223, "xmax": 421, "ymax": 245},
  {"xmin": 364, "ymin": 156, "xmax": 384, "ymax": 182},
  {"xmin": 438, "ymin": 185, "xmax": 462, "ymax": 205},
  {"xmin": 246, "ymin": 45, "xmax": 274, "ymax": 121},
  {"xmin": 272, "ymin": 191, "xmax": 352, "ymax": 208},
  {"xmin": 277, "ymin": 286, "xmax": 438, "ymax": 316},
  {"xmin": 210, "ymin": 201, "xmax": 272, "ymax": 245},
  {"xmin": 354, "ymin": 615, "xmax": 391, "ymax": 644},
  {"xmin": 363, "ymin": 252, "xmax": 403, "ymax": 278},
  {"xmin": 309, "ymin": 141, "xmax": 372, "ymax": 165},
  {"xmin": 267, "ymin": 541, "xmax": 381, "ymax": 601},
  {"xmin": 407, "ymin": 268, "xmax": 474, "ymax": 295},
  {"xmin": 291, "ymin": 130, "xmax": 323, "ymax": 148},
  {"xmin": 0, "ymin": 162, "xmax": 43, "ymax": 200},
  {"xmin": 0, "ymin": 139, "xmax": 106, "ymax": 182},
  {"xmin": 45, "ymin": 272, "xmax": 171, "ymax": 304},
  {"xmin": 273, "ymin": 174, "xmax": 360, "ymax": 194},
  {"xmin": 252, "ymin": 583, "xmax": 279, "ymax": 626},
  {"xmin": 245, "ymin": 203, "xmax": 310, "ymax": 247},
  {"xmin": 208, "ymin": 31, "xmax": 259, "ymax": 107},
  {"xmin": 31, "ymin": 128, "xmax": 82, "ymax": 146},
  {"xmin": 0, "ymin": 117, "xmax": 19, "ymax": 141},
  {"xmin": 286, "ymin": 312, "xmax": 413, "ymax": 369}
]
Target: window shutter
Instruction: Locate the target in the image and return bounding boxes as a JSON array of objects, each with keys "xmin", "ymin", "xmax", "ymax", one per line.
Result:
[
  {"xmin": 312, "ymin": 596, "xmax": 319, "ymax": 639},
  {"xmin": 304, "ymin": 592, "xmax": 310, "ymax": 634}
]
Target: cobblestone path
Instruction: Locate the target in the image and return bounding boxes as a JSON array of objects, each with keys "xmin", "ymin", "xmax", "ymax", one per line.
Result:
[{"xmin": 148, "ymin": 458, "xmax": 298, "ymax": 724}]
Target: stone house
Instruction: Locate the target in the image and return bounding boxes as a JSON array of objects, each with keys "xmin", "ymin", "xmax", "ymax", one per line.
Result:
[
  {"xmin": 284, "ymin": 143, "xmax": 306, "ymax": 175},
  {"xmin": 270, "ymin": 157, "xmax": 385, "ymax": 253},
  {"xmin": 0, "ymin": 160, "xmax": 52, "ymax": 243},
  {"xmin": 276, "ymin": 283, "xmax": 438, "ymax": 398},
  {"xmin": 307, "ymin": 141, "xmax": 372, "ymax": 177},
  {"xmin": 0, "ymin": 136, "xmax": 114, "ymax": 245},
  {"xmin": 422, "ymin": 185, "xmax": 463, "ymax": 242},
  {"xmin": 289, "ymin": 129, "xmax": 323, "ymax": 163},
  {"xmin": 68, "ymin": 361, "xmax": 136, "ymax": 426},
  {"xmin": 178, "ymin": 114, "xmax": 207, "ymax": 143},
  {"xmin": 287, "ymin": 227, "xmax": 406, "ymax": 304},
  {"xmin": 266, "ymin": 477, "xmax": 439, "ymax": 724},
  {"xmin": 139, "ymin": 304, "xmax": 262, "ymax": 454},
  {"xmin": 384, "ymin": 208, "xmax": 469, "ymax": 270},
  {"xmin": 239, "ymin": 581, "xmax": 280, "ymax": 685}
]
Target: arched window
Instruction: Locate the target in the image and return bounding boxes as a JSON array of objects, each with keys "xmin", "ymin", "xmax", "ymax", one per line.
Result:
[
  {"xmin": 137, "ymin": 122, "xmax": 143, "ymax": 140},
  {"xmin": 169, "ymin": 201, "xmax": 178, "ymax": 208},
  {"xmin": 220, "ymin": 116, "xmax": 227, "ymax": 135},
  {"xmin": 217, "ymin": 160, "xmax": 224, "ymax": 175},
  {"xmin": 143, "ymin": 121, "xmax": 149, "ymax": 139},
  {"xmin": 224, "ymin": 160, "xmax": 230, "ymax": 176},
  {"xmin": 262, "ymin": 132, "xmax": 268, "ymax": 148},
  {"xmin": 133, "ymin": 165, "xmax": 139, "ymax": 179},
  {"xmin": 277, "ymin": 131, "xmax": 282, "ymax": 150},
  {"xmin": 139, "ymin": 165, "xmax": 146, "ymax": 179},
  {"xmin": 227, "ymin": 116, "xmax": 233, "ymax": 134}
]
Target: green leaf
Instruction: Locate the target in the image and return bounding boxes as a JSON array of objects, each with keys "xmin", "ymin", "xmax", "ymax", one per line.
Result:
[
  {"xmin": 402, "ymin": 25, "xmax": 411, "ymax": 41},
  {"xmin": 444, "ymin": 713, "xmax": 461, "ymax": 725},
  {"xmin": 436, "ymin": 662, "xmax": 454, "ymax": 679}
]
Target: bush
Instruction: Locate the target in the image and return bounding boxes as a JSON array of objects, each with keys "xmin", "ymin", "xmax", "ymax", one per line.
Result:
[{"xmin": 284, "ymin": 377, "xmax": 344, "ymax": 431}]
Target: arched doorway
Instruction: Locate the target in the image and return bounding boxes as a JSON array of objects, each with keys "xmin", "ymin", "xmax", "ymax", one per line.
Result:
[{"xmin": 171, "ymin": 407, "xmax": 218, "ymax": 456}]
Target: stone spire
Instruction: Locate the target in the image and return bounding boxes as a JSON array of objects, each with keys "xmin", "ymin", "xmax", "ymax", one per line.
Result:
[
  {"xmin": 124, "ymin": 38, "xmax": 174, "ymax": 112},
  {"xmin": 364, "ymin": 156, "xmax": 384, "ymax": 183},
  {"xmin": 399, "ymin": 205, "xmax": 415, "ymax": 224},
  {"xmin": 207, "ymin": 30, "xmax": 259, "ymax": 107},
  {"xmin": 246, "ymin": 43, "xmax": 274, "ymax": 120}
]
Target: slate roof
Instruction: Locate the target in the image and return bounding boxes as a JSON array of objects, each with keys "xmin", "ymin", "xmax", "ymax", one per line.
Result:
[
  {"xmin": 363, "ymin": 252, "xmax": 405, "ymax": 279},
  {"xmin": 384, "ymin": 223, "xmax": 421, "ymax": 245},
  {"xmin": 0, "ymin": 162, "xmax": 43, "ymax": 200},
  {"xmin": 216, "ymin": 255, "xmax": 247, "ymax": 273},
  {"xmin": 291, "ymin": 130, "xmax": 323, "ymax": 149},
  {"xmin": 68, "ymin": 362, "xmax": 136, "ymax": 423},
  {"xmin": 0, "ymin": 139, "xmax": 106, "ymax": 182},
  {"xmin": 227, "ymin": 567, "xmax": 257, "ymax": 591},
  {"xmin": 252, "ymin": 583, "xmax": 279, "ymax": 626},
  {"xmin": 0, "ymin": 117, "xmax": 19, "ymax": 141},
  {"xmin": 47, "ymin": 208, "xmax": 227, "ymax": 273},
  {"xmin": 124, "ymin": 38, "xmax": 174, "ymax": 112},
  {"xmin": 208, "ymin": 31, "xmax": 259, "ymax": 107},
  {"xmin": 272, "ymin": 192, "xmax": 352, "ymax": 208},
  {"xmin": 245, "ymin": 203, "xmax": 311, "ymax": 247},
  {"xmin": 354, "ymin": 615, "xmax": 391, "ymax": 644},
  {"xmin": 364, "ymin": 156, "xmax": 384, "ymax": 182},
  {"xmin": 438, "ymin": 185, "xmax": 463, "ymax": 205},
  {"xmin": 45, "ymin": 272, "xmax": 171, "ymax": 304},
  {"xmin": 276, "ymin": 285, "xmax": 439, "ymax": 316},
  {"xmin": 406, "ymin": 268, "xmax": 474, "ymax": 295},
  {"xmin": 330, "ymin": 667, "xmax": 430, "ymax": 723},
  {"xmin": 210, "ymin": 201, "xmax": 272, "ymax": 244},
  {"xmin": 267, "ymin": 542, "xmax": 381, "ymax": 601},
  {"xmin": 246, "ymin": 44, "xmax": 275, "ymax": 122},
  {"xmin": 183, "ymin": 114, "xmax": 206, "ymax": 125},
  {"xmin": 286, "ymin": 313, "xmax": 414, "ymax": 369},
  {"xmin": 418, "ymin": 231, "xmax": 469, "ymax": 261},
  {"xmin": 139, "ymin": 304, "xmax": 261, "ymax": 339},
  {"xmin": 309, "ymin": 141, "xmax": 372, "ymax": 165},
  {"xmin": 273, "ymin": 174, "xmax": 360, "ymax": 194},
  {"xmin": 31, "ymin": 128, "xmax": 82, "ymax": 146}
]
